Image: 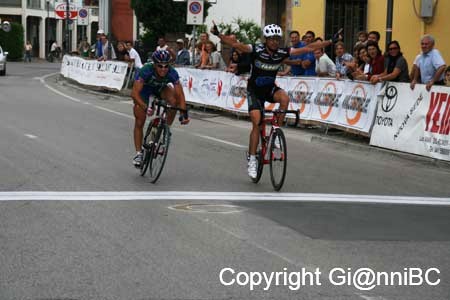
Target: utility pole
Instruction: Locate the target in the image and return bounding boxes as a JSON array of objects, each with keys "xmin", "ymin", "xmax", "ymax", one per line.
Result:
[
  {"xmin": 46, "ymin": 0, "xmax": 50, "ymax": 57},
  {"xmin": 65, "ymin": 0, "xmax": 70, "ymax": 53},
  {"xmin": 386, "ymin": 0, "xmax": 394, "ymax": 50}
]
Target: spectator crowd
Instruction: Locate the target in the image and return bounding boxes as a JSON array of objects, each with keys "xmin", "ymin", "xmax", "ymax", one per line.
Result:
[{"xmin": 68, "ymin": 29, "xmax": 450, "ymax": 89}]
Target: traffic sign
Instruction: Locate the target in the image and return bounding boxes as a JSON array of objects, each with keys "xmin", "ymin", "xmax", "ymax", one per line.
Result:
[
  {"xmin": 54, "ymin": 2, "xmax": 78, "ymax": 20},
  {"xmin": 187, "ymin": 0, "xmax": 204, "ymax": 25},
  {"xmin": 77, "ymin": 8, "xmax": 89, "ymax": 26}
]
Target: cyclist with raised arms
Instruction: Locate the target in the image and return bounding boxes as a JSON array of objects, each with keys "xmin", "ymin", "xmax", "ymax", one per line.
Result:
[
  {"xmin": 131, "ymin": 50, "xmax": 190, "ymax": 168},
  {"xmin": 211, "ymin": 23, "xmax": 341, "ymax": 179}
]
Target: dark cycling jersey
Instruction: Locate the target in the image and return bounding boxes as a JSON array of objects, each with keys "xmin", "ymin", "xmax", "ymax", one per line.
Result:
[
  {"xmin": 135, "ymin": 63, "xmax": 180, "ymax": 104},
  {"xmin": 247, "ymin": 44, "xmax": 291, "ymax": 91}
]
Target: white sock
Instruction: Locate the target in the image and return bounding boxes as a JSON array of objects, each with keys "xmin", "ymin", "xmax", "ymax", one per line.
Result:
[{"xmin": 249, "ymin": 155, "xmax": 256, "ymax": 162}]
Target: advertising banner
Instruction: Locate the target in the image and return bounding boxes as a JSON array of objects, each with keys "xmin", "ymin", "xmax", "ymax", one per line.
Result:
[
  {"xmin": 370, "ymin": 83, "xmax": 450, "ymax": 161},
  {"xmin": 60, "ymin": 55, "xmax": 128, "ymax": 90},
  {"xmin": 310, "ymin": 79, "xmax": 345, "ymax": 124},
  {"xmin": 337, "ymin": 81, "xmax": 379, "ymax": 132},
  {"xmin": 287, "ymin": 77, "xmax": 317, "ymax": 120}
]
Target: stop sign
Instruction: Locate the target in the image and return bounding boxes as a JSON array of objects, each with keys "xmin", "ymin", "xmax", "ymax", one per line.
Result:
[{"xmin": 55, "ymin": 3, "xmax": 78, "ymax": 19}]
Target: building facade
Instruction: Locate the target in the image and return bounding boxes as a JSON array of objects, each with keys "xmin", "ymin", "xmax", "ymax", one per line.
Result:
[
  {"xmin": 287, "ymin": 0, "xmax": 449, "ymax": 67},
  {"xmin": 0, "ymin": 0, "xmax": 137, "ymax": 59}
]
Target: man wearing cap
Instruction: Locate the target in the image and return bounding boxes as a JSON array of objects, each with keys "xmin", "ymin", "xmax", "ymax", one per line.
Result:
[
  {"xmin": 95, "ymin": 29, "xmax": 104, "ymax": 59},
  {"xmin": 175, "ymin": 39, "xmax": 190, "ymax": 65},
  {"xmin": 96, "ymin": 29, "xmax": 116, "ymax": 61}
]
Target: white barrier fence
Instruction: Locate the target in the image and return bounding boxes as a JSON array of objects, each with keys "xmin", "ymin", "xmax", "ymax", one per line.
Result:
[
  {"xmin": 370, "ymin": 82, "xmax": 450, "ymax": 162},
  {"xmin": 60, "ymin": 55, "xmax": 129, "ymax": 91},
  {"xmin": 177, "ymin": 67, "xmax": 381, "ymax": 134}
]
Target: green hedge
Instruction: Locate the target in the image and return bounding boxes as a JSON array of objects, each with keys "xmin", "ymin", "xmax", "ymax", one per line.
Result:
[{"xmin": 0, "ymin": 23, "xmax": 24, "ymax": 61}]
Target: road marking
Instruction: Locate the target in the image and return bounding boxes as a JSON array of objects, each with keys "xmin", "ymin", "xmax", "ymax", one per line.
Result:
[
  {"xmin": 0, "ymin": 191, "xmax": 449, "ymax": 205},
  {"xmin": 39, "ymin": 74, "xmax": 247, "ymax": 150},
  {"xmin": 24, "ymin": 134, "xmax": 38, "ymax": 139},
  {"xmin": 189, "ymin": 132, "xmax": 247, "ymax": 149}
]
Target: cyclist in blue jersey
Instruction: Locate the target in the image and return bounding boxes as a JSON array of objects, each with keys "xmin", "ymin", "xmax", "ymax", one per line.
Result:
[
  {"xmin": 131, "ymin": 50, "xmax": 190, "ymax": 167},
  {"xmin": 211, "ymin": 23, "xmax": 341, "ymax": 179}
]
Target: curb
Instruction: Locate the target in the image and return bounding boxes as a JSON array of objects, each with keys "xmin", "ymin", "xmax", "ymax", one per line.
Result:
[{"xmin": 311, "ymin": 135, "xmax": 450, "ymax": 168}]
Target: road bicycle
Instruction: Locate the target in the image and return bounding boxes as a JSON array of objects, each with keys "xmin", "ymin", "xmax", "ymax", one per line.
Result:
[
  {"xmin": 139, "ymin": 98, "xmax": 186, "ymax": 183},
  {"xmin": 251, "ymin": 109, "xmax": 299, "ymax": 191}
]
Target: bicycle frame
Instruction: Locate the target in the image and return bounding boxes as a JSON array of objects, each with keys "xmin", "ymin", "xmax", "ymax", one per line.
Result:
[{"xmin": 260, "ymin": 109, "xmax": 299, "ymax": 164}]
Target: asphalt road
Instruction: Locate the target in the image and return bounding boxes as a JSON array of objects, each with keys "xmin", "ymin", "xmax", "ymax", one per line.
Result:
[{"xmin": 0, "ymin": 61, "xmax": 449, "ymax": 300}]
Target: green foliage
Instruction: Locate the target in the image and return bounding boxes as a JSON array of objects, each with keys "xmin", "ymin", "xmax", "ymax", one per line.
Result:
[
  {"xmin": 130, "ymin": 0, "xmax": 211, "ymax": 49},
  {"xmin": 217, "ymin": 18, "xmax": 261, "ymax": 44},
  {"xmin": 0, "ymin": 22, "xmax": 24, "ymax": 61}
]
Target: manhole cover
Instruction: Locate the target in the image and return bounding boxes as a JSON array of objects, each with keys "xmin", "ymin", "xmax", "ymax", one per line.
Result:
[{"xmin": 169, "ymin": 203, "xmax": 244, "ymax": 214}]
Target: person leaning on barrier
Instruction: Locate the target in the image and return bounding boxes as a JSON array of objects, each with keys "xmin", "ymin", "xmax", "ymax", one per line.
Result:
[
  {"xmin": 96, "ymin": 30, "xmax": 116, "ymax": 61},
  {"xmin": 174, "ymin": 39, "xmax": 190, "ymax": 66},
  {"xmin": 314, "ymin": 47, "xmax": 336, "ymax": 77},
  {"xmin": 334, "ymin": 42, "xmax": 353, "ymax": 80},
  {"xmin": 366, "ymin": 40, "xmax": 384, "ymax": 80},
  {"xmin": 370, "ymin": 40, "xmax": 409, "ymax": 84},
  {"xmin": 410, "ymin": 34, "xmax": 447, "ymax": 91},
  {"xmin": 445, "ymin": 66, "xmax": 450, "ymax": 87},
  {"xmin": 116, "ymin": 41, "xmax": 130, "ymax": 62},
  {"xmin": 126, "ymin": 41, "xmax": 143, "ymax": 70}
]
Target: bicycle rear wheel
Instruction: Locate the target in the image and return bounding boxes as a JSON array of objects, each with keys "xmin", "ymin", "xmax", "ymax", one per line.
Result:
[
  {"xmin": 251, "ymin": 133, "xmax": 264, "ymax": 183},
  {"xmin": 269, "ymin": 128, "xmax": 287, "ymax": 191},
  {"xmin": 148, "ymin": 123, "xmax": 171, "ymax": 183}
]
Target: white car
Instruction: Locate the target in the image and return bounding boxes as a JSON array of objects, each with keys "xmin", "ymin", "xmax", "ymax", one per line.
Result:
[{"xmin": 0, "ymin": 45, "xmax": 8, "ymax": 76}]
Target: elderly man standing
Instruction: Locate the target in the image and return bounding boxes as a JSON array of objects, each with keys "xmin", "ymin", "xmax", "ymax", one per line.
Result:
[
  {"xmin": 175, "ymin": 39, "xmax": 190, "ymax": 65},
  {"xmin": 96, "ymin": 29, "xmax": 116, "ymax": 61},
  {"xmin": 410, "ymin": 35, "xmax": 446, "ymax": 92}
]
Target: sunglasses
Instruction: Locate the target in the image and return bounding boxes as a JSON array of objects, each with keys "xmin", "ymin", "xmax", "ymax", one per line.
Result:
[{"xmin": 157, "ymin": 64, "xmax": 169, "ymax": 69}]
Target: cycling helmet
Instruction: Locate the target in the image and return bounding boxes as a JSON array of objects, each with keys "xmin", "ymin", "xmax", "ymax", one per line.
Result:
[
  {"xmin": 263, "ymin": 24, "xmax": 283, "ymax": 38},
  {"xmin": 152, "ymin": 50, "xmax": 171, "ymax": 64}
]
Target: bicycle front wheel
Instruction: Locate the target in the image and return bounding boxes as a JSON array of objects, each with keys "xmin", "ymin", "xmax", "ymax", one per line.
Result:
[
  {"xmin": 140, "ymin": 120, "xmax": 157, "ymax": 176},
  {"xmin": 148, "ymin": 123, "xmax": 171, "ymax": 183},
  {"xmin": 269, "ymin": 128, "xmax": 287, "ymax": 191},
  {"xmin": 251, "ymin": 133, "xmax": 265, "ymax": 183}
]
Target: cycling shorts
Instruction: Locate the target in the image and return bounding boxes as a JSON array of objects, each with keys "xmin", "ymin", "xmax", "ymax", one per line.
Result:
[{"xmin": 247, "ymin": 85, "xmax": 281, "ymax": 113}]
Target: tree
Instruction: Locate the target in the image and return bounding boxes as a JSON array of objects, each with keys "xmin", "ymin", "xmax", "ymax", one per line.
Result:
[
  {"xmin": 0, "ymin": 22, "xmax": 24, "ymax": 61},
  {"xmin": 130, "ymin": 0, "xmax": 211, "ymax": 49},
  {"xmin": 217, "ymin": 18, "xmax": 261, "ymax": 44}
]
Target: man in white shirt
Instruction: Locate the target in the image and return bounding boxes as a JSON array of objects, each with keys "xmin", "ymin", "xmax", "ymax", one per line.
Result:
[
  {"xmin": 125, "ymin": 41, "xmax": 143, "ymax": 70},
  {"xmin": 314, "ymin": 48, "xmax": 336, "ymax": 77},
  {"xmin": 410, "ymin": 35, "xmax": 446, "ymax": 91}
]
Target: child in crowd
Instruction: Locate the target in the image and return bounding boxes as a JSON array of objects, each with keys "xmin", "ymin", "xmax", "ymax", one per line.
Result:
[{"xmin": 445, "ymin": 66, "xmax": 450, "ymax": 87}]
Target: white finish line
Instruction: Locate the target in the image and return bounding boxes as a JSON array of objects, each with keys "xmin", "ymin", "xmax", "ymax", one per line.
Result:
[{"xmin": 0, "ymin": 192, "xmax": 449, "ymax": 206}]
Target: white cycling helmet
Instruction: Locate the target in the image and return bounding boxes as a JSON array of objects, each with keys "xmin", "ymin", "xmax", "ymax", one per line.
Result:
[{"xmin": 263, "ymin": 24, "xmax": 283, "ymax": 38}]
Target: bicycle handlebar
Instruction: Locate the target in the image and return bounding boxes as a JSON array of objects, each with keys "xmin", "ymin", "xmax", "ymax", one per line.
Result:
[{"xmin": 154, "ymin": 99, "xmax": 188, "ymax": 114}]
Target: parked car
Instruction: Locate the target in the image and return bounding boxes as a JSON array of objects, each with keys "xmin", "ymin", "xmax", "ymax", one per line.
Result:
[{"xmin": 0, "ymin": 45, "xmax": 8, "ymax": 76}]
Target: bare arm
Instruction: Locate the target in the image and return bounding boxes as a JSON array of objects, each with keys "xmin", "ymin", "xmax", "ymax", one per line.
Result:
[
  {"xmin": 217, "ymin": 33, "xmax": 252, "ymax": 54},
  {"xmin": 290, "ymin": 40, "xmax": 332, "ymax": 56},
  {"xmin": 431, "ymin": 65, "xmax": 446, "ymax": 84},
  {"xmin": 174, "ymin": 82, "xmax": 187, "ymax": 111}
]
